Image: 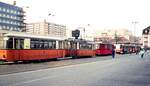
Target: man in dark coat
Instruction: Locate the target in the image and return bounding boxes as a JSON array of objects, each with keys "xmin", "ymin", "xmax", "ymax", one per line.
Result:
[{"xmin": 112, "ymin": 48, "xmax": 115, "ymax": 58}]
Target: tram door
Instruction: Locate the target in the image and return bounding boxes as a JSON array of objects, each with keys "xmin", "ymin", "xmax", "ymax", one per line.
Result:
[{"xmin": 70, "ymin": 41, "xmax": 77, "ymax": 57}]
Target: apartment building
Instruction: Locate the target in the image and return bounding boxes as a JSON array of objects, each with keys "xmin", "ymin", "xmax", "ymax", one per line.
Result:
[
  {"xmin": 26, "ymin": 20, "xmax": 66, "ymax": 37},
  {"xmin": 0, "ymin": 2, "xmax": 25, "ymax": 31}
]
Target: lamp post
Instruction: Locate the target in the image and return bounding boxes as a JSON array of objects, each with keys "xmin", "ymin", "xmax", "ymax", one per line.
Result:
[
  {"xmin": 115, "ymin": 31, "xmax": 118, "ymax": 44},
  {"xmin": 132, "ymin": 21, "xmax": 138, "ymax": 43},
  {"xmin": 79, "ymin": 24, "xmax": 91, "ymax": 39},
  {"xmin": 46, "ymin": 12, "xmax": 55, "ymax": 22}
]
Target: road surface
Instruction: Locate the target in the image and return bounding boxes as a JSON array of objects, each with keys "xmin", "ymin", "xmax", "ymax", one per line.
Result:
[
  {"xmin": 0, "ymin": 52, "xmax": 150, "ymax": 86},
  {"xmin": 0, "ymin": 54, "xmax": 127, "ymax": 75}
]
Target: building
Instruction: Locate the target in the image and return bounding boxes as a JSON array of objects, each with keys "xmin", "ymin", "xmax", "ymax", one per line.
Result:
[
  {"xmin": 26, "ymin": 20, "xmax": 67, "ymax": 38},
  {"xmin": 142, "ymin": 26, "xmax": 150, "ymax": 48},
  {"xmin": 94, "ymin": 28, "xmax": 133, "ymax": 43},
  {"xmin": 0, "ymin": 2, "xmax": 25, "ymax": 32}
]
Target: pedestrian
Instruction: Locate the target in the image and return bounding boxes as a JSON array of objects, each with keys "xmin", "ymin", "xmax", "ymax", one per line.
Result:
[
  {"xmin": 112, "ymin": 48, "xmax": 115, "ymax": 59},
  {"xmin": 129, "ymin": 48, "xmax": 132, "ymax": 55},
  {"xmin": 135, "ymin": 48, "xmax": 138, "ymax": 55},
  {"xmin": 139, "ymin": 49, "xmax": 145, "ymax": 58}
]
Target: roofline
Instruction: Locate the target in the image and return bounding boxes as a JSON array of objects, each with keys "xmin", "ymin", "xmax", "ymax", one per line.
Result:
[{"xmin": 0, "ymin": 30, "xmax": 65, "ymax": 40}]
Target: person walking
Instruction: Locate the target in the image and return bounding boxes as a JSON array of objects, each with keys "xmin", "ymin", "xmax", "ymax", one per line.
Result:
[
  {"xmin": 129, "ymin": 48, "xmax": 132, "ymax": 55},
  {"xmin": 139, "ymin": 49, "xmax": 145, "ymax": 58},
  {"xmin": 112, "ymin": 48, "xmax": 115, "ymax": 59}
]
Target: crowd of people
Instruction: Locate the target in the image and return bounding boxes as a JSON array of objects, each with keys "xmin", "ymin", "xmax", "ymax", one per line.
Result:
[{"xmin": 112, "ymin": 47, "xmax": 147, "ymax": 59}]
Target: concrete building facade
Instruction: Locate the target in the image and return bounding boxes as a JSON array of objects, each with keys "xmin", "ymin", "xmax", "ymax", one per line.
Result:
[
  {"xmin": 0, "ymin": 2, "xmax": 25, "ymax": 31},
  {"xmin": 26, "ymin": 20, "xmax": 66, "ymax": 37}
]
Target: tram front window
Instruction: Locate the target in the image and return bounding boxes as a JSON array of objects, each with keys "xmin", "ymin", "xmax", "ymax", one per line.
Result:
[{"xmin": 6, "ymin": 38, "xmax": 13, "ymax": 49}]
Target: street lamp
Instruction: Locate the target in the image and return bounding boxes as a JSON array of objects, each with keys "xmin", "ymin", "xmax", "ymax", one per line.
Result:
[
  {"xmin": 48, "ymin": 13, "xmax": 55, "ymax": 16},
  {"xmin": 132, "ymin": 21, "xmax": 138, "ymax": 43},
  {"xmin": 77, "ymin": 27, "xmax": 85, "ymax": 39},
  {"xmin": 115, "ymin": 31, "xmax": 118, "ymax": 44},
  {"xmin": 47, "ymin": 12, "xmax": 55, "ymax": 22},
  {"xmin": 78, "ymin": 24, "xmax": 91, "ymax": 40}
]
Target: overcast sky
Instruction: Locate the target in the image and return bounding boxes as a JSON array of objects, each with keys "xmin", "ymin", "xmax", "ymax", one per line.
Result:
[{"xmin": 1, "ymin": 0, "xmax": 150, "ymax": 36}]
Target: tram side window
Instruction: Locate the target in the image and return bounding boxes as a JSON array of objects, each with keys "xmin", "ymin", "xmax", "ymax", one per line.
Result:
[
  {"xmin": 44, "ymin": 41, "xmax": 49, "ymax": 49},
  {"xmin": 120, "ymin": 45, "xmax": 123, "ymax": 48},
  {"xmin": 79, "ymin": 43, "xmax": 85, "ymax": 49},
  {"xmin": 39, "ymin": 40, "xmax": 44, "ymax": 48},
  {"xmin": 53, "ymin": 41, "xmax": 56, "ymax": 49},
  {"xmin": 20, "ymin": 39, "xmax": 24, "ymax": 49},
  {"xmin": 88, "ymin": 44, "xmax": 92, "ymax": 49},
  {"xmin": 100, "ymin": 44, "xmax": 105, "ymax": 50},
  {"xmin": 30, "ymin": 40, "xmax": 40, "ymax": 49},
  {"xmin": 80, "ymin": 43, "xmax": 92, "ymax": 50},
  {"xmin": 15, "ymin": 39, "xmax": 23, "ymax": 49},
  {"xmin": 48, "ymin": 41, "xmax": 56, "ymax": 49},
  {"xmin": 70, "ymin": 42, "xmax": 77, "ymax": 49},
  {"xmin": 30, "ymin": 41, "xmax": 35, "ymax": 49},
  {"xmin": 30, "ymin": 39, "xmax": 56, "ymax": 49},
  {"xmin": 35, "ymin": 41, "xmax": 40, "ymax": 48},
  {"xmin": 0, "ymin": 39, "xmax": 3, "ymax": 49},
  {"xmin": 58, "ymin": 41, "xmax": 63, "ymax": 49},
  {"xmin": 108, "ymin": 44, "xmax": 113, "ymax": 50}
]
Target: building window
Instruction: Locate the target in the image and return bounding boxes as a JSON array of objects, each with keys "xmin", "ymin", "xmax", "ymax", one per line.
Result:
[
  {"xmin": 11, "ymin": 10, "xmax": 13, "ymax": 14},
  {"xmin": 144, "ymin": 41, "xmax": 148, "ymax": 43},
  {"xmin": 6, "ymin": 9, "xmax": 9, "ymax": 13},
  {"xmin": 2, "ymin": 20, "xmax": 5, "ymax": 23},
  {"xmin": 6, "ymin": 26, "xmax": 9, "ymax": 30},
  {"xmin": 145, "ymin": 30, "xmax": 148, "ymax": 34},
  {"xmin": 10, "ymin": 15, "xmax": 13, "ymax": 19},
  {"xmin": 10, "ymin": 27, "xmax": 13, "ymax": 30},
  {"xmin": 14, "ymin": 11, "xmax": 17, "ymax": 14},
  {"xmin": 3, "ymin": 8, "xmax": 6, "ymax": 12},
  {"xmin": 144, "ymin": 37, "xmax": 148, "ymax": 39},
  {"xmin": 6, "ymin": 14, "xmax": 9, "ymax": 18},
  {"xmin": 2, "ymin": 26, "xmax": 6, "ymax": 29}
]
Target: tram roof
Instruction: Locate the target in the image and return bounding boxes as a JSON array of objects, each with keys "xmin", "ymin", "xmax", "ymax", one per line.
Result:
[{"xmin": 2, "ymin": 31, "xmax": 65, "ymax": 40}]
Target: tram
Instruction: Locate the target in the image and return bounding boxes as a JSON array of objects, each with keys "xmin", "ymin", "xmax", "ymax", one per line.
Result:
[
  {"xmin": 95, "ymin": 43, "xmax": 114, "ymax": 56},
  {"xmin": 0, "ymin": 32, "xmax": 66, "ymax": 62},
  {"xmin": 64, "ymin": 39, "xmax": 95, "ymax": 58},
  {"xmin": 115, "ymin": 43, "xmax": 141, "ymax": 54}
]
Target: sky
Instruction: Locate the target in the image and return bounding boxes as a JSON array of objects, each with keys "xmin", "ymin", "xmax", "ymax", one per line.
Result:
[{"xmin": 1, "ymin": 0, "xmax": 150, "ymax": 37}]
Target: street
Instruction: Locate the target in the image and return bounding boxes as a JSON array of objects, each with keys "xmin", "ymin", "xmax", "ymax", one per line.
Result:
[
  {"xmin": 0, "ymin": 54, "xmax": 127, "ymax": 75},
  {"xmin": 0, "ymin": 52, "xmax": 150, "ymax": 86}
]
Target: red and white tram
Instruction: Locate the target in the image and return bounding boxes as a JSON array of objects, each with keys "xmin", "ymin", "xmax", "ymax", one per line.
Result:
[
  {"xmin": 95, "ymin": 43, "xmax": 114, "ymax": 56},
  {"xmin": 64, "ymin": 39, "xmax": 95, "ymax": 58},
  {"xmin": 0, "ymin": 33, "xmax": 66, "ymax": 62},
  {"xmin": 115, "ymin": 43, "xmax": 141, "ymax": 54}
]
